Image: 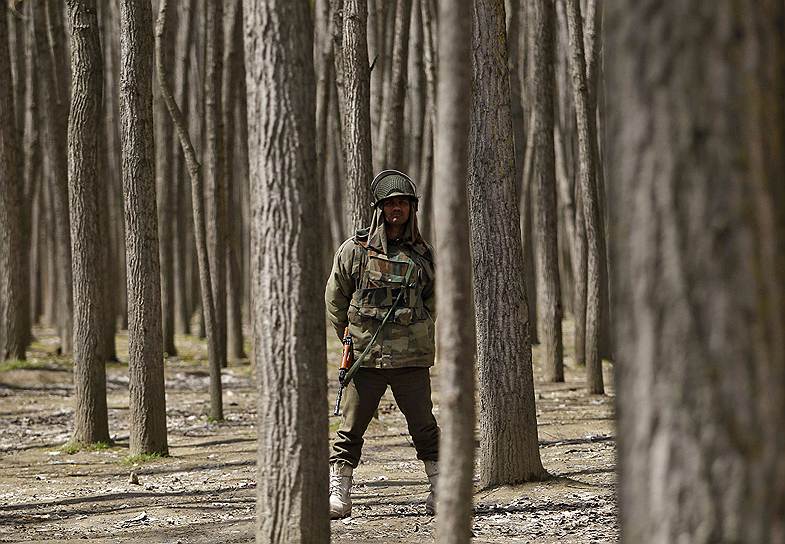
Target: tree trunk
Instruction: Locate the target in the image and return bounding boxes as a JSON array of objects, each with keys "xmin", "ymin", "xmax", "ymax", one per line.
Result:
[
  {"xmin": 119, "ymin": 0, "xmax": 169, "ymax": 456},
  {"xmin": 337, "ymin": 0, "xmax": 373, "ymax": 232},
  {"xmin": 223, "ymin": 0, "xmax": 247, "ymax": 362},
  {"xmin": 607, "ymin": 2, "xmax": 785, "ymax": 541},
  {"xmin": 172, "ymin": 0, "xmax": 195, "ymax": 336},
  {"xmin": 406, "ymin": 0, "xmax": 424, "ymax": 182},
  {"xmin": 315, "ymin": 0, "xmax": 336, "ymax": 274},
  {"xmin": 204, "ymin": 0, "xmax": 227, "ymax": 369},
  {"xmin": 470, "ymin": 0, "xmax": 547, "ymax": 488},
  {"xmin": 156, "ymin": 0, "xmax": 222, "ymax": 420},
  {"xmin": 530, "ymin": 0, "xmax": 563, "ymax": 382},
  {"xmin": 244, "ymin": 0, "xmax": 329, "ymax": 541},
  {"xmin": 22, "ymin": 9, "xmax": 40, "ymax": 343},
  {"xmin": 564, "ymin": 0, "xmax": 603, "ymax": 393},
  {"xmin": 417, "ymin": 0, "xmax": 437, "ymax": 241},
  {"xmin": 66, "ymin": 0, "xmax": 110, "ymax": 444},
  {"xmin": 154, "ymin": 13, "xmax": 177, "ymax": 358},
  {"xmin": 368, "ymin": 0, "xmax": 387, "ymax": 171},
  {"xmin": 380, "ymin": 0, "xmax": 411, "ymax": 168},
  {"xmin": 519, "ymin": 114, "xmax": 539, "ymax": 345},
  {"xmin": 0, "ymin": 2, "xmax": 24, "ymax": 361},
  {"xmin": 434, "ymin": 1, "xmax": 476, "ymax": 541},
  {"xmin": 34, "ymin": 1, "xmax": 74, "ymax": 355}
]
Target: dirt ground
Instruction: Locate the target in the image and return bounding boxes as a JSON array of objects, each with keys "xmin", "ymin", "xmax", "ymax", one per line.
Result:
[{"xmin": 0, "ymin": 321, "xmax": 617, "ymax": 543}]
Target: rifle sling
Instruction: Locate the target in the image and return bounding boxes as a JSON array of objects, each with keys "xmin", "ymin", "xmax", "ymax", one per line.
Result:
[{"xmin": 342, "ymin": 264, "xmax": 414, "ymax": 385}]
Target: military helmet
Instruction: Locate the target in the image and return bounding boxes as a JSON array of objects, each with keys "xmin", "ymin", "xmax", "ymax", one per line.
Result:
[{"xmin": 370, "ymin": 170, "xmax": 418, "ymax": 208}]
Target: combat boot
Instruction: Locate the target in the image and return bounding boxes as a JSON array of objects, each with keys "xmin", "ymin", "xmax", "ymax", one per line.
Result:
[
  {"xmin": 424, "ymin": 460, "xmax": 438, "ymax": 515},
  {"xmin": 329, "ymin": 462, "xmax": 353, "ymax": 519}
]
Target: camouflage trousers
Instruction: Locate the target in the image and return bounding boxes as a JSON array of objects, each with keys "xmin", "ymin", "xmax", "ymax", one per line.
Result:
[{"xmin": 331, "ymin": 367, "xmax": 440, "ymax": 468}]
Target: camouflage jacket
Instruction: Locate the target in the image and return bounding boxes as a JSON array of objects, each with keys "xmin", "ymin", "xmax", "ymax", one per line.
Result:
[{"xmin": 325, "ymin": 227, "xmax": 436, "ymax": 369}]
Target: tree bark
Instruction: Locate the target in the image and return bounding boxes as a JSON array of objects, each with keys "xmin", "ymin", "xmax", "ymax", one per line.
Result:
[
  {"xmin": 34, "ymin": 1, "xmax": 74, "ymax": 355},
  {"xmin": 66, "ymin": 0, "xmax": 110, "ymax": 444},
  {"xmin": 154, "ymin": 8, "xmax": 177, "ymax": 357},
  {"xmin": 119, "ymin": 0, "xmax": 169, "ymax": 456},
  {"xmin": 223, "ymin": 0, "xmax": 247, "ymax": 362},
  {"xmin": 172, "ymin": 0, "xmax": 195, "ymax": 336},
  {"xmin": 607, "ymin": 2, "xmax": 785, "ymax": 541},
  {"xmin": 564, "ymin": 0, "xmax": 603, "ymax": 393},
  {"xmin": 434, "ymin": 1, "xmax": 476, "ymax": 541},
  {"xmin": 470, "ymin": 0, "xmax": 547, "ymax": 488},
  {"xmin": 156, "ymin": 0, "xmax": 223, "ymax": 420},
  {"xmin": 204, "ymin": 0, "xmax": 227, "ymax": 369},
  {"xmin": 530, "ymin": 0, "xmax": 563, "ymax": 382},
  {"xmin": 22, "ymin": 8, "xmax": 39, "ymax": 345},
  {"xmin": 368, "ymin": 0, "xmax": 387, "ymax": 171},
  {"xmin": 244, "ymin": 0, "xmax": 329, "ymax": 541},
  {"xmin": 337, "ymin": 0, "xmax": 373, "ymax": 232},
  {"xmin": 380, "ymin": 0, "xmax": 411, "ymax": 168},
  {"xmin": 406, "ymin": 0, "xmax": 424, "ymax": 182},
  {"xmin": 0, "ymin": 2, "xmax": 25, "ymax": 361}
]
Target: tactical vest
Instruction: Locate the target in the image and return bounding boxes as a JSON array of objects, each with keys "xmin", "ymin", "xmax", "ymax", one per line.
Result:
[{"xmin": 346, "ymin": 242, "xmax": 435, "ymax": 368}]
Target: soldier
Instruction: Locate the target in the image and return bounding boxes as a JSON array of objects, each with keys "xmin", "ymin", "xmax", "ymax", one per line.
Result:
[{"xmin": 325, "ymin": 170, "xmax": 440, "ymax": 519}]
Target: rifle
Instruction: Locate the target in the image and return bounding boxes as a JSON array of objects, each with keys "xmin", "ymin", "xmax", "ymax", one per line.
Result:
[
  {"xmin": 333, "ymin": 327, "xmax": 353, "ymax": 416},
  {"xmin": 332, "ymin": 264, "xmax": 414, "ymax": 416}
]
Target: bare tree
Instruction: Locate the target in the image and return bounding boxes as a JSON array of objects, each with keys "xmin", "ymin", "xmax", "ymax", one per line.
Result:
[
  {"xmin": 222, "ymin": 0, "xmax": 247, "ymax": 362},
  {"xmin": 34, "ymin": 1, "xmax": 74, "ymax": 355},
  {"xmin": 470, "ymin": 0, "xmax": 547, "ymax": 487},
  {"xmin": 434, "ymin": 0, "xmax": 475, "ymax": 540},
  {"xmin": 379, "ymin": 0, "xmax": 411, "ymax": 167},
  {"xmin": 154, "ymin": 2, "xmax": 177, "ymax": 358},
  {"xmin": 530, "ymin": 0, "xmax": 563, "ymax": 382},
  {"xmin": 0, "ymin": 1, "xmax": 24, "ymax": 361},
  {"xmin": 119, "ymin": 0, "xmax": 168, "ymax": 455},
  {"xmin": 155, "ymin": 0, "xmax": 223, "ymax": 421},
  {"xmin": 607, "ymin": 2, "xmax": 785, "ymax": 541},
  {"xmin": 204, "ymin": 0, "xmax": 228, "ymax": 370},
  {"xmin": 244, "ymin": 0, "xmax": 329, "ymax": 540},
  {"xmin": 66, "ymin": 0, "xmax": 110, "ymax": 444},
  {"xmin": 333, "ymin": 0, "xmax": 374, "ymax": 232},
  {"xmin": 564, "ymin": 0, "xmax": 603, "ymax": 393}
]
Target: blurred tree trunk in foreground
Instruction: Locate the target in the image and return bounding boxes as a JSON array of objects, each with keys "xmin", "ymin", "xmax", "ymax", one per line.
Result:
[
  {"xmin": 433, "ymin": 0, "xmax": 475, "ymax": 541},
  {"xmin": 244, "ymin": 0, "xmax": 329, "ymax": 541},
  {"xmin": 607, "ymin": 1, "xmax": 785, "ymax": 541}
]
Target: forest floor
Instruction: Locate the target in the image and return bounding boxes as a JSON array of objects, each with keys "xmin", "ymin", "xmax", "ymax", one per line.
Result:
[{"xmin": 0, "ymin": 321, "xmax": 617, "ymax": 543}]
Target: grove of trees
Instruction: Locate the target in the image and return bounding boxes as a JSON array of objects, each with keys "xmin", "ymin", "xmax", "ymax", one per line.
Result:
[{"xmin": 1, "ymin": 0, "xmax": 783, "ymax": 542}]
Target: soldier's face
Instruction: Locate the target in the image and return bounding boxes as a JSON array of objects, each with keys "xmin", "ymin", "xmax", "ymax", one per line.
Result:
[{"xmin": 382, "ymin": 197, "xmax": 411, "ymax": 226}]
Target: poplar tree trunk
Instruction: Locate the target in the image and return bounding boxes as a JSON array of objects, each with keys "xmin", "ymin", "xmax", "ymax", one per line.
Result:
[
  {"xmin": 0, "ymin": 3, "xmax": 24, "ymax": 361},
  {"xmin": 434, "ymin": 0, "xmax": 475, "ymax": 540},
  {"xmin": 172, "ymin": 0, "xmax": 195, "ymax": 336},
  {"xmin": 223, "ymin": 0, "xmax": 247, "ymax": 362},
  {"xmin": 21, "ymin": 8, "xmax": 39, "ymax": 349},
  {"xmin": 530, "ymin": 0, "xmax": 563, "ymax": 382},
  {"xmin": 34, "ymin": 2, "xmax": 74, "ymax": 355},
  {"xmin": 337, "ymin": 0, "xmax": 373, "ymax": 232},
  {"xmin": 315, "ymin": 0, "xmax": 335, "ymax": 274},
  {"xmin": 204, "ymin": 0, "xmax": 227, "ymax": 369},
  {"xmin": 407, "ymin": 0, "xmax": 424, "ymax": 182},
  {"xmin": 368, "ymin": 0, "xmax": 387, "ymax": 171},
  {"xmin": 156, "ymin": 0, "xmax": 223, "ymax": 421},
  {"xmin": 564, "ymin": 0, "xmax": 603, "ymax": 393},
  {"xmin": 66, "ymin": 0, "xmax": 110, "ymax": 445},
  {"xmin": 470, "ymin": 0, "xmax": 547, "ymax": 488},
  {"xmin": 607, "ymin": 2, "xmax": 785, "ymax": 540},
  {"xmin": 380, "ymin": 0, "xmax": 411, "ymax": 168},
  {"xmin": 244, "ymin": 1, "xmax": 329, "ymax": 541},
  {"xmin": 155, "ymin": 12, "xmax": 177, "ymax": 357},
  {"xmin": 119, "ymin": 0, "xmax": 169, "ymax": 456}
]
